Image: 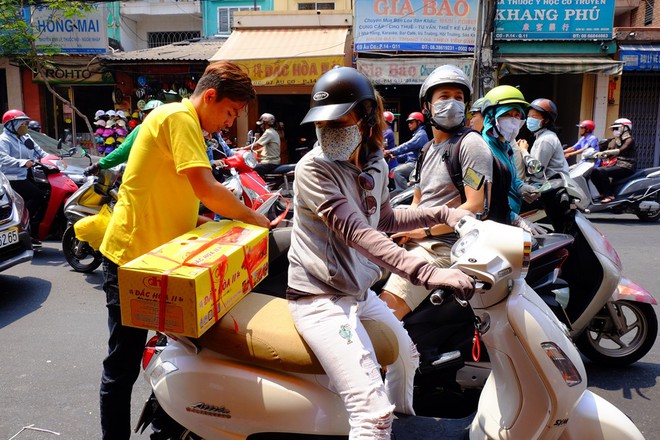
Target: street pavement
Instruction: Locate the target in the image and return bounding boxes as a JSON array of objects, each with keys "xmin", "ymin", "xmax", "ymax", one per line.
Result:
[{"xmin": 0, "ymin": 213, "xmax": 658, "ymax": 439}]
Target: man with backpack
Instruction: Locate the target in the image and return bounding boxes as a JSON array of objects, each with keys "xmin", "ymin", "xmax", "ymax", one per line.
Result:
[{"xmin": 379, "ymin": 65, "xmax": 494, "ymax": 320}]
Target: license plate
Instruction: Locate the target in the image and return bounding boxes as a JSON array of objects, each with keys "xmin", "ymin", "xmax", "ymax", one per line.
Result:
[{"xmin": 0, "ymin": 228, "xmax": 19, "ymax": 249}]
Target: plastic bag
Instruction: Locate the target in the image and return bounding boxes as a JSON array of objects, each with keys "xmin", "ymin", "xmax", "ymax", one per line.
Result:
[{"xmin": 73, "ymin": 204, "xmax": 113, "ymax": 250}]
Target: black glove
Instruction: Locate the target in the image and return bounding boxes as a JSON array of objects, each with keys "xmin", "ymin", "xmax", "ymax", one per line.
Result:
[{"xmin": 84, "ymin": 163, "xmax": 101, "ymax": 176}]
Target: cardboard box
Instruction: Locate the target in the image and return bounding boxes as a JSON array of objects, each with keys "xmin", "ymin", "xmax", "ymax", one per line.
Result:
[{"xmin": 118, "ymin": 221, "xmax": 269, "ymax": 337}]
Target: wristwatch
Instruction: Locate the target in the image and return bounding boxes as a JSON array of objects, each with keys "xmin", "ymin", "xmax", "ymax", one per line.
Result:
[{"xmin": 424, "ymin": 227, "xmax": 433, "ymax": 238}]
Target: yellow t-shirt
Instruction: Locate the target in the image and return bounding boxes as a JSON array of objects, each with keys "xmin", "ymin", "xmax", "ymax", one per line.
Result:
[{"xmin": 100, "ymin": 99, "xmax": 211, "ymax": 265}]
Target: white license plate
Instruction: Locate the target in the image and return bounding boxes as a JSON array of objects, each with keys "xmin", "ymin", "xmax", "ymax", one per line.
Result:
[{"xmin": 0, "ymin": 228, "xmax": 19, "ymax": 249}]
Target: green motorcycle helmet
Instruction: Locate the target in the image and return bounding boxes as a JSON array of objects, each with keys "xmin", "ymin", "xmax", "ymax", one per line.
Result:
[{"xmin": 481, "ymin": 85, "xmax": 529, "ymax": 114}]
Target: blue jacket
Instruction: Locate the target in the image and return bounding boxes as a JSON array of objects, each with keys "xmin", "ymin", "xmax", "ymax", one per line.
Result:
[
  {"xmin": 389, "ymin": 126, "xmax": 429, "ymax": 164},
  {"xmin": 383, "ymin": 125, "xmax": 395, "ymax": 151},
  {"xmin": 0, "ymin": 130, "xmax": 47, "ymax": 181}
]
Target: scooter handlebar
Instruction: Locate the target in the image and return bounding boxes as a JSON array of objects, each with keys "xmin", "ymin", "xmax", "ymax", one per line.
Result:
[{"xmin": 429, "ymin": 281, "xmax": 487, "ymax": 307}]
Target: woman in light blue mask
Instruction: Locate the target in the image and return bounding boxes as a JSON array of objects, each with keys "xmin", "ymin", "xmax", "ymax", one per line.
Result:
[
  {"xmin": 480, "ymin": 85, "xmax": 543, "ymax": 234},
  {"xmin": 287, "ymin": 66, "xmax": 475, "ymax": 439},
  {"xmin": 517, "ymin": 98, "xmax": 568, "ymax": 183}
]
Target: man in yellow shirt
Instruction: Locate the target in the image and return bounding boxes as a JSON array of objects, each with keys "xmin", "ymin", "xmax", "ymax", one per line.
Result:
[{"xmin": 98, "ymin": 61, "xmax": 269, "ymax": 440}]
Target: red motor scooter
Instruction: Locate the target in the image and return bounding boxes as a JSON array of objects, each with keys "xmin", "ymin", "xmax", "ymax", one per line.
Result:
[
  {"xmin": 30, "ymin": 161, "xmax": 78, "ymax": 241},
  {"xmin": 211, "ymin": 149, "xmax": 288, "ymax": 216}
]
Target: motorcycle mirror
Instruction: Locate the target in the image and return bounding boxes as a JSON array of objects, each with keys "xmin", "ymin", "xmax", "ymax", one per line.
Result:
[{"xmin": 525, "ymin": 157, "xmax": 544, "ymax": 176}]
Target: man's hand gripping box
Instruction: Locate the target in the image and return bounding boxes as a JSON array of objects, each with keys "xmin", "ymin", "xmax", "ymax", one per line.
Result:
[{"xmin": 118, "ymin": 221, "xmax": 269, "ymax": 337}]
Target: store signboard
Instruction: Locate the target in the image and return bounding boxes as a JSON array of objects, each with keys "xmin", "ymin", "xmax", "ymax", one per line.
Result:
[
  {"xmin": 494, "ymin": 0, "xmax": 615, "ymax": 40},
  {"xmin": 29, "ymin": 4, "xmax": 108, "ymax": 54},
  {"xmin": 32, "ymin": 59, "xmax": 114, "ymax": 85},
  {"xmin": 357, "ymin": 57, "xmax": 473, "ymax": 85},
  {"xmin": 237, "ymin": 56, "xmax": 343, "ymax": 86},
  {"xmin": 620, "ymin": 45, "xmax": 660, "ymax": 71},
  {"xmin": 354, "ymin": 0, "xmax": 479, "ymax": 53}
]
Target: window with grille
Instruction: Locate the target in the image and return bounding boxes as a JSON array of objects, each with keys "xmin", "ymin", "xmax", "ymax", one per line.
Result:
[
  {"xmin": 147, "ymin": 31, "xmax": 201, "ymax": 48},
  {"xmin": 645, "ymin": 0, "xmax": 654, "ymax": 25},
  {"xmin": 298, "ymin": 2, "xmax": 335, "ymax": 10},
  {"xmin": 217, "ymin": 6, "xmax": 260, "ymax": 35}
]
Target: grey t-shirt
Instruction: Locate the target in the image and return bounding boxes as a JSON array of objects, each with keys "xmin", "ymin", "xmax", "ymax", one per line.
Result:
[
  {"xmin": 417, "ymin": 131, "xmax": 493, "ymax": 209},
  {"xmin": 528, "ymin": 128, "xmax": 568, "ymax": 183},
  {"xmin": 257, "ymin": 127, "xmax": 281, "ymax": 164}
]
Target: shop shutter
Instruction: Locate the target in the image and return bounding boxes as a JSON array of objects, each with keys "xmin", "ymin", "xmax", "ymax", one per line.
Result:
[{"xmin": 619, "ymin": 73, "xmax": 660, "ymax": 168}]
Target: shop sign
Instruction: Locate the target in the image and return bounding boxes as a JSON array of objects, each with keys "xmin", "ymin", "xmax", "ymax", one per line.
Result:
[
  {"xmin": 237, "ymin": 57, "xmax": 343, "ymax": 86},
  {"xmin": 32, "ymin": 60, "xmax": 114, "ymax": 85},
  {"xmin": 354, "ymin": 0, "xmax": 478, "ymax": 53},
  {"xmin": 28, "ymin": 5, "xmax": 108, "ymax": 54},
  {"xmin": 620, "ymin": 46, "xmax": 660, "ymax": 71},
  {"xmin": 357, "ymin": 58, "xmax": 473, "ymax": 85},
  {"xmin": 494, "ymin": 0, "xmax": 615, "ymax": 41}
]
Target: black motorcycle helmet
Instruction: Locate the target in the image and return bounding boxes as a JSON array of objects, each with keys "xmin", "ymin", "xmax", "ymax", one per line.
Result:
[
  {"xmin": 28, "ymin": 120, "xmax": 41, "ymax": 131},
  {"xmin": 301, "ymin": 67, "xmax": 377, "ymax": 125}
]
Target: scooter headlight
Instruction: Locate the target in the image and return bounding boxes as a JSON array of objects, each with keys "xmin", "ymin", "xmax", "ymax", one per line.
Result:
[
  {"xmin": 223, "ymin": 175, "xmax": 242, "ymax": 199},
  {"xmin": 243, "ymin": 151, "xmax": 258, "ymax": 169}
]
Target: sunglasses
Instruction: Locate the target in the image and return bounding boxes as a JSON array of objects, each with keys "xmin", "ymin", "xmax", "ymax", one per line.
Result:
[{"xmin": 358, "ymin": 171, "xmax": 377, "ymax": 216}]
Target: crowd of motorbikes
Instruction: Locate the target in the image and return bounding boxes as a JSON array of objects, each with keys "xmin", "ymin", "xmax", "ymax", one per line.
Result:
[
  {"xmin": 132, "ymin": 146, "xmax": 659, "ymax": 439},
  {"xmin": 2, "ymin": 128, "xmax": 658, "ymax": 438}
]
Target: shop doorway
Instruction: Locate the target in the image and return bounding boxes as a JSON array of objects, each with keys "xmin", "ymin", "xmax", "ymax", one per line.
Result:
[
  {"xmin": 500, "ymin": 74, "xmax": 583, "ymax": 148},
  {"xmin": 46, "ymin": 85, "xmax": 114, "ymax": 148},
  {"xmin": 259, "ymin": 94, "xmax": 315, "ymax": 164},
  {"xmin": 620, "ymin": 72, "xmax": 659, "ymax": 168}
]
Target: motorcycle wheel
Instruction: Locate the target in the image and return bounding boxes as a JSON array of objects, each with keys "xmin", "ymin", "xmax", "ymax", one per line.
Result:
[
  {"xmin": 576, "ymin": 300, "xmax": 658, "ymax": 366},
  {"xmin": 636, "ymin": 193, "xmax": 660, "ymax": 222},
  {"xmin": 61, "ymin": 226, "xmax": 103, "ymax": 273}
]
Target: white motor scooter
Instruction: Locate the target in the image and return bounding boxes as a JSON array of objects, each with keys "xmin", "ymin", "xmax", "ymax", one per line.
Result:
[
  {"xmin": 569, "ymin": 147, "xmax": 660, "ymax": 221},
  {"xmin": 136, "ymin": 217, "xmax": 644, "ymax": 439}
]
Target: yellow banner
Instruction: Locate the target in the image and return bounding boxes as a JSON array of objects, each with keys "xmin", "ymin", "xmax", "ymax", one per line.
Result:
[{"xmin": 236, "ymin": 56, "xmax": 344, "ymax": 86}]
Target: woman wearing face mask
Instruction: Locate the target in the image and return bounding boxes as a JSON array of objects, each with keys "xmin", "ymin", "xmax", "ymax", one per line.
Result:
[
  {"xmin": 288, "ymin": 66, "xmax": 475, "ymax": 439},
  {"xmin": 0, "ymin": 109, "xmax": 48, "ymax": 244},
  {"xmin": 590, "ymin": 118, "xmax": 637, "ymax": 203},
  {"xmin": 480, "ymin": 86, "xmax": 544, "ymax": 234},
  {"xmin": 516, "ymin": 98, "xmax": 568, "ymax": 183}
]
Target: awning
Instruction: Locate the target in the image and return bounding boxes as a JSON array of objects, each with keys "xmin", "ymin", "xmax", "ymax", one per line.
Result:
[
  {"xmin": 619, "ymin": 44, "xmax": 660, "ymax": 71},
  {"xmin": 209, "ymin": 28, "xmax": 349, "ymax": 86},
  {"xmin": 496, "ymin": 56, "xmax": 623, "ymax": 75}
]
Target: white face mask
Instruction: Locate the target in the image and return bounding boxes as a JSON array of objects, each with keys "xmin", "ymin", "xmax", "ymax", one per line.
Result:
[
  {"xmin": 496, "ymin": 117, "xmax": 525, "ymax": 144},
  {"xmin": 316, "ymin": 124, "xmax": 362, "ymax": 161},
  {"xmin": 431, "ymin": 99, "xmax": 465, "ymax": 130}
]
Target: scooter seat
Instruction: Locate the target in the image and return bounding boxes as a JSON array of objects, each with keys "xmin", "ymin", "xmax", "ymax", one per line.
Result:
[
  {"xmin": 196, "ymin": 292, "xmax": 399, "ymax": 374},
  {"xmin": 266, "ymin": 164, "xmax": 296, "ymax": 176},
  {"xmin": 612, "ymin": 166, "xmax": 660, "ymax": 187}
]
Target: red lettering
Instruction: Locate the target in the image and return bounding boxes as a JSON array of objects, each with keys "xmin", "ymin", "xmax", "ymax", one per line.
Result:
[
  {"xmin": 375, "ymin": 0, "xmax": 414, "ymax": 16},
  {"xmin": 423, "ymin": 0, "xmax": 470, "ymax": 16}
]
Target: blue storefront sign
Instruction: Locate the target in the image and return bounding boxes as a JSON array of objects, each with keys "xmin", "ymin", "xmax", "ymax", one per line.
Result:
[
  {"xmin": 620, "ymin": 45, "xmax": 660, "ymax": 71},
  {"xmin": 354, "ymin": 0, "xmax": 479, "ymax": 53},
  {"xmin": 494, "ymin": 0, "xmax": 615, "ymax": 41},
  {"xmin": 22, "ymin": 4, "xmax": 108, "ymax": 54}
]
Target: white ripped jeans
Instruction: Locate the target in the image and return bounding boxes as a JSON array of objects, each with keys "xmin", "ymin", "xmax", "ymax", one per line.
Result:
[{"xmin": 288, "ymin": 290, "xmax": 419, "ymax": 439}]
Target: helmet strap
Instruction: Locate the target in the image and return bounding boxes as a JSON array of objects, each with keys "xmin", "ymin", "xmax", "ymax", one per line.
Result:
[{"xmin": 5, "ymin": 121, "xmax": 19, "ymax": 136}]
